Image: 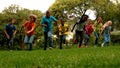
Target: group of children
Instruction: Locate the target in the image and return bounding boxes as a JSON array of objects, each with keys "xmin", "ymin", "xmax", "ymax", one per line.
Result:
[
  {"xmin": 4, "ymin": 14, "xmax": 37, "ymax": 50},
  {"xmin": 4, "ymin": 10, "xmax": 112, "ymax": 51},
  {"xmin": 72, "ymin": 15, "xmax": 112, "ymax": 48}
]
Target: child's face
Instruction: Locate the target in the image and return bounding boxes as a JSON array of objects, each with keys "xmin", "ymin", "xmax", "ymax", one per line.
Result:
[
  {"xmin": 106, "ymin": 21, "xmax": 112, "ymax": 26},
  {"xmin": 61, "ymin": 20, "xmax": 65, "ymax": 24},
  {"xmin": 29, "ymin": 16, "xmax": 34, "ymax": 22},
  {"xmin": 46, "ymin": 12, "xmax": 50, "ymax": 18},
  {"xmin": 109, "ymin": 22, "xmax": 112, "ymax": 26},
  {"xmin": 11, "ymin": 19, "xmax": 15, "ymax": 24},
  {"xmin": 97, "ymin": 17, "xmax": 102, "ymax": 23},
  {"xmin": 83, "ymin": 16, "xmax": 88, "ymax": 21},
  {"xmin": 87, "ymin": 19, "xmax": 92, "ymax": 25}
]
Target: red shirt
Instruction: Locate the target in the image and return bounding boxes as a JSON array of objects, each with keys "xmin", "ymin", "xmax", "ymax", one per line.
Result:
[
  {"xmin": 24, "ymin": 21, "xmax": 36, "ymax": 36},
  {"xmin": 85, "ymin": 24, "xmax": 93, "ymax": 35}
]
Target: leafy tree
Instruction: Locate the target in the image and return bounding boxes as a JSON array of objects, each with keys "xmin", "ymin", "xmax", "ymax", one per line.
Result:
[{"xmin": 49, "ymin": 0, "xmax": 119, "ymax": 29}]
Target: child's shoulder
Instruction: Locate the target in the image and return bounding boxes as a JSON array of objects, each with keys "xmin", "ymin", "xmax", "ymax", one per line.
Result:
[
  {"xmin": 5, "ymin": 23, "xmax": 9, "ymax": 25},
  {"xmin": 5, "ymin": 23, "xmax": 10, "ymax": 27}
]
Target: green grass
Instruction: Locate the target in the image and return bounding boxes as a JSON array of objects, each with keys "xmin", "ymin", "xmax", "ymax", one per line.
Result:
[{"xmin": 0, "ymin": 45, "xmax": 120, "ymax": 68}]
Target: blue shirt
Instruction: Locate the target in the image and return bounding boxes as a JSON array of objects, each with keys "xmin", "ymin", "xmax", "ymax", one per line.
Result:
[
  {"xmin": 41, "ymin": 16, "xmax": 57, "ymax": 32},
  {"xmin": 5, "ymin": 24, "xmax": 16, "ymax": 37},
  {"xmin": 103, "ymin": 26, "xmax": 111, "ymax": 35}
]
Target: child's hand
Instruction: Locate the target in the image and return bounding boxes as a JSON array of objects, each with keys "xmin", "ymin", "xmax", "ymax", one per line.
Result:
[
  {"xmin": 110, "ymin": 32, "xmax": 112, "ymax": 35},
  {"xmin": 26, "ymin": 31, "xmax": 31, "ymax": 34},
  {"xmin": 43, "ymin": 24, "xmax": 47, "ymax": 27},
  {"xmin": 71, "ymin": 29, "xmax": 73, "ymax": 32},
  {"xmin": 84, "ymin": 31, "xmax": 86, "ymax": 33},
  {"xmin": 56, "ymin": 26, "xmax": 59, "ymax": 30},
  {"xmin": 6, "ymin": 35, "xmax": 10, "ymax": 39}
]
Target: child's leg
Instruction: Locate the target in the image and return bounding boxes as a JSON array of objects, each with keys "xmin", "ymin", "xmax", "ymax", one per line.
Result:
[
  {"xmin": 101, "ymin": 42, "xmax": 105, "ymax": 47},
  {"xmin": 29, "ymin": 35, "xmax": 35, "ymax": 50},
  {"xmin": 84, "ymin": 34, "xmax": 90, "ymax": 47},
  {"xmin": 9, "ymin": 37, "xmax": 14, "ymax": 49},
  {"xmin": 48, "ymin": 37, "xmax": 53, "ymax": 48},
  {"xmin": 48, "ymin": 31, "xmax": 53, "ymax": 48},
  {"xmin": 104, "ymin": 34, "xmax": 110, "ymax": 47},
  {"xmin": 24, "ymin": 35, "xmax": 29, "ymax": 49},
  {"xmin": 75, "ymin": 30, "xmax": 79, "ymax": 44},
  {"xmin": 7, "ymin": 38, "xmax": 11, "ymax": 49},
  {"xmin": 106, "ymin": 34, "xmax": 110, "ymax": 47},
  {"xmin": 79, "ymin": 31, "xmax": 83, "ymax": 47},
  {"xmin": 44, "ymin": 32, "xmax": 48, "ymax": 50},
  {"xmin": 94, "ymin": 32, "xmax": 99, "ymax": 45},
  {"xmin": 60, "ymin": 35, "xmax": 63, "ymax": 49},
  {"xmin": 24, "ymin": 35, "xmax": 29, "ymax": 44},
  {"xmin": 63, "ymin": 35, "xmax": 66, "ymax": 44}
]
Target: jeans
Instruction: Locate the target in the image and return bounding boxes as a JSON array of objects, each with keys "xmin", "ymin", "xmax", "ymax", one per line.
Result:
[
  {"xmin": 94, "ymin": 32, "xmax": 100, "ymax": 45},
  {"xmin": 24, "ymin": 35, "xmax": 35, "ymax": 50},
  {"xmin": 84, "ymin": 34, "xmax": 90, "ymax": 45},
  {"xmin": 76, "ymin": 30, "xmax": 84, "ymax": 46},
  {"xmin": 7, "ymin": 36, "xmax": 14, "ymax": 49},
  {"xmin": 44, "ymin": 31, "xmax": 53, "ymax": 50},
  {"xmin": 103, "ymin": 33, "xmax": 110, "ymax": 46},
  {"xmin": 60, "ymin": 35, "xmax": 66, "ymax": 49}
]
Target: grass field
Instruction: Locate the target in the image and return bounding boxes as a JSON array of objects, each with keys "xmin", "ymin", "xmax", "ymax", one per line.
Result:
[{"xmin": 0, "ymin": 45, "xmax": 120, "ymax": 68}]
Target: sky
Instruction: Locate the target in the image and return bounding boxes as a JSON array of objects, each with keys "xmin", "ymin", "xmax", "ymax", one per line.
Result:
[
  {"xmin": 0, "ymin": 0, "xmax": 96, "ymax": 20},
  {"xmin": 0, "ymin": 0, "xmax": 55, "ymax": 13}
]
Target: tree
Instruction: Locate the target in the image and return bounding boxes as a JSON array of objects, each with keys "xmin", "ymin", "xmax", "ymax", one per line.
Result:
[
  {"xmin": 49, "ymin": 0, "xmax": 93, "ymax": 19},
  {"xmin": 49, "ymin": 0, "xmax": 119, "ymax": 29}
]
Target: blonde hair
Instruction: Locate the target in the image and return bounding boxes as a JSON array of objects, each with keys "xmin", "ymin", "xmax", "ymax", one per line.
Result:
[
  {"xmin": 107, "ymin": 21, "xmax": 112, "ymax": 25},
  {"xmin": 102, "ymin": 21, "xmax": 112, "ymax": 31}
]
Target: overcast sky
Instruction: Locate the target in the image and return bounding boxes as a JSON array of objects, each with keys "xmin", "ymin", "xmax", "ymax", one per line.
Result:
[{"xmin": 0, "ymin": 0, "xmax": 55, "ymax": 13}]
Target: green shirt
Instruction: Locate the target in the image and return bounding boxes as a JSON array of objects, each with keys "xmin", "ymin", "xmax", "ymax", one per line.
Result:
[{"xmin": 94, "ymin": 22, "xmax": 102, "ymax": 33}]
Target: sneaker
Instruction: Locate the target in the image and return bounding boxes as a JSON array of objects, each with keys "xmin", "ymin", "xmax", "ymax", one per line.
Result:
[
  {"xmin": 78, "ymin": 46, "xmax": 81, "ymax": 48},
  {"xmin": 49, "ymin": 47, "xmax": 53, "ymax": 50},
  {"xmin": 101, "ymin": 43, "xmax": 104, "ymax": 47},
  {"xmin": 85, "ymin": 45, "xmax": 88, "ymax": 48}
]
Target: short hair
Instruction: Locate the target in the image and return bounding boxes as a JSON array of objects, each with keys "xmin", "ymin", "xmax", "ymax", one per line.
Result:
[
  {"xmin": 8, "ymin": 18, "xmax": 14, "ymax": 22},
  {"xmin": 60, "ymin": 18, "xmax": 65, "ymax": 22},
  {"xmin": 46, "ymin": 10, "xmax": 50, "ymax": 14},
  {"xmin": 83, "ymin": 14, "xmax": 89, "ymax": 18}
]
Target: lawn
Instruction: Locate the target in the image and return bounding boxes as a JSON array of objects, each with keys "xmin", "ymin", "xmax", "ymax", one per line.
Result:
[{"xmin": 0, "ymin": 45, "xmax": 120, "ymax": 68}]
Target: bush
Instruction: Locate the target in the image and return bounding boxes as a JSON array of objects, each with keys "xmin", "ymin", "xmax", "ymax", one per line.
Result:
[{"xmin": 111, "ymin": 30, "xmax": 120, "ymax": 43}]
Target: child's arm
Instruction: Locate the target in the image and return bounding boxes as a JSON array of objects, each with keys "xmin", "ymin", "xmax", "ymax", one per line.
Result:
[
  {"xmin": 4, "ymin": 30, "xmax": 10, "ymax": 39},
  {"xmin": 40, "ymin": 23, "xmax": 47, "ymax": 27},
  {"xmin": 110, "ymin": 26, "xmax": 112, "ymax": 35},
  {"xmin": 71, "ymin": 23, "xmax": 77, "ymax": 32},
  {"xmin": 13, "ymin": 30, "xmax": 17, "ymax": 37},
  {"xmin": 40, "ymin": 18, "xmax": 47, "ymax": 27},
  {"xmin": 27, "ymin": 23, "xmax": 36, "ymax": 34},
  {"xmin": 100, "ymin": 23, "xmax": 107, "ymax": 35}
]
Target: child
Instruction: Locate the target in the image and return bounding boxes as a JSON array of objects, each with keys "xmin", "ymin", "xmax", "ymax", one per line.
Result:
[
  {"xmin": 84, "ymin": 19, "xmax": 93, "ymax": 48},
  {"xmin": 71, "ymin": 14, "xmax": 88, "ymax": 48},
  {"xmin": 4, "ymin": 18, "xmax": 16, "ymax": 50},
  {"xmin": 20, "ymin": 14, "xmax": 37, "ymax": 50},
  {"xmin": 40, "ymin": 10, "xmax": 57, "ymax": 50},
  {"xmin": 58, "ymin": 19, "xmax": 68, "ymax": 49},
  {"xmin": 101, "ymin": 21, "xmax": 112, "ymax": 47},
  {"xmin": 93, "ymin": 17, "xmax": 103, "ymax": 47}
]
